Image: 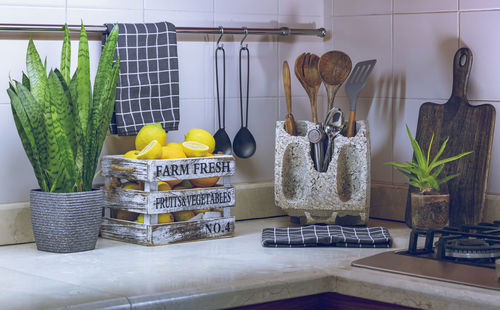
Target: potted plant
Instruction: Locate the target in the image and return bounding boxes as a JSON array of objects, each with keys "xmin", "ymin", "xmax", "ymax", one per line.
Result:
[
  {"xmin": 7, "ymin": 23, "xmax": 120, "ymax": 253},
  {"xmin": 385, "ymin": 125, "xmax": 472, "ymax": 229}
]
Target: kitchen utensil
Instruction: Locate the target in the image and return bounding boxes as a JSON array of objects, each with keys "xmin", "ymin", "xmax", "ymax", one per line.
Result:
[
  {"xmin": 213, "ymin": 37, "xmax": 232, "ymax": 155},
  {"xmin": 318, "ymin": 51, "xmax": 352, "ymax": 111},
  {"xmin": 344, "ymin": 59, "xmax": 376, "ymax": 137},
  {"xmin": 322, "ymin": 108, "xmax": 344, "ymax": 172},
  {"xmin": 303, "ymin": 53, "xmax": 322, "ymax": 123},
  {"xmin": 405, "ymin": 47, "xmax": 496, "ymax": 227},
  {"xmin": 233, "ymin": 37, "xmax": 256, "ymax": 158},
  {"xmin": 308, "ymin": 124, "xmax": 324, "ymax": 172},
  {"xmin": 294, "ymin": 53, "xmax": 316, "ymax": 122},
  {"xmin": 282, "ymin": 61, "xmax": 297, "ymax": 136}
]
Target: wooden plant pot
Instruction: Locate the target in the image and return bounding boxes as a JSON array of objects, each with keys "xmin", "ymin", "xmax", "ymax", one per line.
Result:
[{"xmin": 410, "ymin": 192, "xmax": 449, "ymax": 229}]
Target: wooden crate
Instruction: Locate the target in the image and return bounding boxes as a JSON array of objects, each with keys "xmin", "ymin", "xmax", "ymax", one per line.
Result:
[{"xmin": 100, "ymin": 154, "xmax": 236, "ymax": 246}]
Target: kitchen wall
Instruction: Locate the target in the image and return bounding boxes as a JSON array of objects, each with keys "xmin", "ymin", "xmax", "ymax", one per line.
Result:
[{"xmin": 1, "ymin": 1, "xmax": 499, "ymax": 221}]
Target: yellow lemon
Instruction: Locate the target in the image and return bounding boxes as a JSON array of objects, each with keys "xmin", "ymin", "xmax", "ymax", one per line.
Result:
[
  {"xmin": 173, "ymin": 210, "xmax": 195, "ymax": 222},
  {"xmin": 123, "ymin": 150, "xmax": 139, "ymax": 159},
  {"xmin": 166, "ymin": 180, "xmax": 183, "ymax": 187},
  {"xmin": 137, "ymin": 140, "xmax": 163, "ymax": 159},
  {"xmin": 158, "ymin": 213, "xmax": 174, "ymax": 223},
  {"xmin": 166, "ymin": 142, "xmax": 184, "ymax": 153},
  {"xmin": 161, "ymin": 144, "xmax": 187, "ymax": 159},
  {"xmin": 135, "ymin": 123, "xmax": 167, "ymax": 150},
  {"xmin": 182, "ymin": 141, "xmax": 209, "ymax": 157},
  {"xmin": 158, "ymin": 181, "xmax": 171, "ymax": 191},
  {"xmin": 123, "ymin": 182, "xmax": 143, "ymax": 191},
  {"xmin": 136, "ymin": 214, "xmax": 145, "ymax": 223},
  {"xmin": 184, "ymin": 128, "xmax": 215, "ymax": 153}
]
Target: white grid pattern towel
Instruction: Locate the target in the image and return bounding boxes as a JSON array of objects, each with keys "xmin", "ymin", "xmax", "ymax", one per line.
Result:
[
  {"xmin": 105, "ymin": 22, "xmax": 180, "ymax": 136},
  {"xmin": 262, "ymin": 225, "xmax": 392, "ymax": 248}
]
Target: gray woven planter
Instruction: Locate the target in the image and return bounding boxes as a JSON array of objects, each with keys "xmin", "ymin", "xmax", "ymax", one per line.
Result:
[{"xmin": 30, "ymin": 189, "xmax": 103, "ymax": 253}]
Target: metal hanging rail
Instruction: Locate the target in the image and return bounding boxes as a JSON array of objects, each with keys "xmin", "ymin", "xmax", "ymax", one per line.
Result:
[{"xmin": 0, "ymin": 23, "xmax": 326, "ymax": 37}]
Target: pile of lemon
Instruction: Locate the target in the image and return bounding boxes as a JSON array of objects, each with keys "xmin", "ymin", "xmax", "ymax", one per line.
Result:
[{"xmin": 117, "ymin": 124, "xmax": 222, "ymax": 223}]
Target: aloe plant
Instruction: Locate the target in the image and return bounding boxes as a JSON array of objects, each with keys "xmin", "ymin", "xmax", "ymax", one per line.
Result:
[
  {"xmin": 7, "ymin": 23, "xmax": 120, "ymax": 193},
  {"xmin": 385, "ymin": 124, "xmax": 472, "ymax": 193}
]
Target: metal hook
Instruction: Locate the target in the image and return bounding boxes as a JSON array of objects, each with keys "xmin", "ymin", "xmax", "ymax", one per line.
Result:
[
  {"xmin": 216, "ymin": 26, "xmax": 224, "ymax": 47},
  {"xmin": 240, "ymin": 26, "xmax": 248, "ymax": 48}
]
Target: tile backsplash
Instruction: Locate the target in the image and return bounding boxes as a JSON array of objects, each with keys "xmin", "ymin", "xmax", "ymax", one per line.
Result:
[{"xmin": 1, "ymin": 0, "xmax": 500, "ymax": 206}]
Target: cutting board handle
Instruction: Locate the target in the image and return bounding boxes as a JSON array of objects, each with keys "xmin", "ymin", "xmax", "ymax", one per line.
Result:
[{"xmin": 451, "ymin": 47, "xmax": 473, "ymax": 100}]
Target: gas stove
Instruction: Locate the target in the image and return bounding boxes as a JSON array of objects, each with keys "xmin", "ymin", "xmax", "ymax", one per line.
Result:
[{"xmin": 352, "ymin": 221, "xmax": 500, "ymax": 291}]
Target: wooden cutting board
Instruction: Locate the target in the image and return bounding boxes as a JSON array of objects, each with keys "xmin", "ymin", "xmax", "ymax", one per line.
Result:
[{"xmin": 405, "ymin": 47, "xmax": 496, "ymax": 227}]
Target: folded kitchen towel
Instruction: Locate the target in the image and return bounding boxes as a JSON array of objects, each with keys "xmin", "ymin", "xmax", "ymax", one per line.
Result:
[
  {"xmin": 261, "ymin": 225, "xmax": 392, "ymax": 248},
  {"xmin": 104, "ymin": 22, "xmax": 180, "ymax": 136}
]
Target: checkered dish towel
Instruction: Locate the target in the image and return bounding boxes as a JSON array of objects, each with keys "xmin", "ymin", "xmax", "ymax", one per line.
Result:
[
  {"xmin": 262, "ymin": 225, "xmax": 392, "ymax": 248},
  {"xmin": 104, "ymin": 22, "xmax": 180, "ymax": 136}
]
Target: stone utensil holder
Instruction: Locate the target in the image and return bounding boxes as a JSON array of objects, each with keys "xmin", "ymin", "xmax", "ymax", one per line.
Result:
[{"xmin": 274, "ymin": 120, "xmax": 370, "ymax": 225}]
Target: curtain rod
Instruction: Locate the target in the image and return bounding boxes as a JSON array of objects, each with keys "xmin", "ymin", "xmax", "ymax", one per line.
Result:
[{"xmin": 0, "ymin": 24, "xmax": 326, "ymax": 37}]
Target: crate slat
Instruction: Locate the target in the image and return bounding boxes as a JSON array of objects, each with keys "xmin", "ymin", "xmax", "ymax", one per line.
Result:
[
  {"xmin": 104, "ymin": 185, "xmax": 235, "ymax": 214},
  {"xmin": 101, "ymin": 217, "xmax": 235, "ymax": 246},
  {"xmin": 102, "ymin": 155, "xmax": 235, "ymax": 182}
]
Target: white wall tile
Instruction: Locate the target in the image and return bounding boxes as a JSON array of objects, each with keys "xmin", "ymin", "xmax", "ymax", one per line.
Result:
[
  {"xmin": 0, "ymin": 7, "xmax": 65, "ymax": 24},
  {"xmin": 279, "ymin": 0, "xmax": 326, "ymax": 17},
  {"xmin": 333, "ymin": 0, "xmax": 392, "ymax": 16},
  {"xmin": 223, "ymin": 98, "xmax": 277, "ymax": 183},
  {"xmin": 166, "ymin": 99, "xmax": 217, "ymax": 144},
  {"xmin": 0, "ymin": 105, "xmax": 39, "ymax": 203},
  {"xmin": 216, "ymin": 0, "xmax": 277, "ymax": 15},
  {"xmin": 67, "ymin": 0, "xmax": 142, "ymax": 10},
  {"xmin": 0, "ymin": 1, "xmax": 64, "ymax": 7},
  {"xmin": 394, "ymin": 0, "xmax": 458, "ymax": 13},
  {"xmin": 144, "ymin": 0, "xmax": 213, "ymax": 12},
  {"xmin": 67, "ymin": 8, "xmax": 143, "ymax": 25},
  {"xmin": 460, "ymin": 11, "xmax": 500, "ymax": 100},
  {"xmin": 332, "ymin": 15, "xmax": 392, "ymax": 99},
  {"xmin": 393, "ymin": 13, "xmax": 458, "ymax": 100},
  {"xmin": 460, "ymin": 0, "xmax": 500, "ymax": 11}
]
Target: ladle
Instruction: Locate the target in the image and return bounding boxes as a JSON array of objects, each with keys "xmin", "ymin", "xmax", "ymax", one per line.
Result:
[
  {"xmin": 302, "ymin": 53, "xmax": 322, "ymax": 123},
  {"xmin": 318, "ymin": 51, "xmax": 352, "ymax": 111},
  {"xmin": 213, "ymin": 30, "xmax": 232, "ymax": 155},
  {"xmin": 233, "ymin": 29, "xmax": 256, "ymax": 158}
]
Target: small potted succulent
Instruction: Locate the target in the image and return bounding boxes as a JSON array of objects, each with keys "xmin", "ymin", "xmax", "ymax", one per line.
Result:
[
  {"xmin": 8, "ymin": 23, "xmax": 120, "ymax": 253},
  {"xmin": 385, "ymin": 125, "xmax": 472, "ymax": 229}
]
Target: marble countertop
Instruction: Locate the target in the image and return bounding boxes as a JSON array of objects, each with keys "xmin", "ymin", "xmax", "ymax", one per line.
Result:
[{"xmin": 0, "ymin": 217, "xmax": 499, "ymax": 310}]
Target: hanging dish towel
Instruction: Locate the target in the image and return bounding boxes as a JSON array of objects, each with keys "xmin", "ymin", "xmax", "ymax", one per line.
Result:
[
  {"xmin": 262, "ymin": 225, "xmax": 392, "ymax": 248},
  {"xmin": 104, "ymin": 22, "xmax": 180, "ymax": 136}
]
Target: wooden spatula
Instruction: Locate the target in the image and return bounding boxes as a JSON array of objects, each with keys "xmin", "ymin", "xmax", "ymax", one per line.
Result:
[
  {"xmin": 405, "ymin": 47, "xmax": 496, "ymax": 227},
  {"xmin": 282, "ymin": 61, "xmax": 296, "ymax": 136}
]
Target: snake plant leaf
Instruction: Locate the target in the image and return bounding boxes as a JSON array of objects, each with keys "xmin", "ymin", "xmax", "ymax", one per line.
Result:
[
  {"xmin": 8, "ymin": 87, "xmax": 48, "ymax": 191},
  {"xmin": 26, "ymin": 38, "xmax": 48, "ymax": 111},
  {"xmin": 48, "ymin": 70, "xmax": 77, "ymax": 157},
  {"xmin": 76, "ymin": 22, "xmax": 91, "ymax": 140},
  {"xmin": 61, "ymin": 24, "xmax": 71, "ymax": 85},
  {"xmin": 22, "ymin": 72, "xmax": 30, "ymax": 91}
]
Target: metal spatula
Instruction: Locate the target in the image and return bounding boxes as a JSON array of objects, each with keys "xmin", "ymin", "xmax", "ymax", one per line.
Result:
[{"xmin": 345, "ymin": 59, "xmax": 376, "ymax": 137}]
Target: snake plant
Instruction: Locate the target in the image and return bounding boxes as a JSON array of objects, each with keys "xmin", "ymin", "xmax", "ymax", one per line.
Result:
[
  {"xmin": 8, "ymin": 23, "xmax": 120, "ymax": 192},
  {"xmin": 385, "ymin": 124, "xmax": 472, "ymax": 193}
]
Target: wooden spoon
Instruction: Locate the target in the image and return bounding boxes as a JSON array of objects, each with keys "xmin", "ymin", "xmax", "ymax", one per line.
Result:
[
  {"xmin": 282, "ymin": 61, "xmax": 296, "ymax": 136},
  {"xmin": 303, "ymin": 53, "xmax": 322, "ymax": 123},
  {"xmin": 318, "ymin": 51, "xmax": 352, "ymax": 111},
  {"xmin": 294, "ymin": 52, "xmax": 309, "ymax": 94}
]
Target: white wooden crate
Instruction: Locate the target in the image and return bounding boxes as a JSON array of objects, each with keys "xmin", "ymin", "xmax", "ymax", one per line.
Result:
[{"xmin": 100, "ymin": 154, "xmax": 236, "ymax": 246}]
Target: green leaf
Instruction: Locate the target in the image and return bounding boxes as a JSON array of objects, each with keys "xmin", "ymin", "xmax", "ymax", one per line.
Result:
[
  {"xmin": 428, "ymin": 137, "xmax": 449, "ymax": 170},
  {"xmin": 426, "ymin": 133, "xmax": 434, "ymax": 167},
  {"xmin": 8, "ymin": 88, "xmax": 48, "ymax": 191},
  {"xmin": 432, "ymin": 151, "xmax": 473, "ymax": 168},
  {"xmin": 61, "ymin": 24, "xmax": 71, "ymax": 85},
  {"xmin": 26, "ymin": 38, "xmax": 48, "ymax": 111},
  {"xmin": 406, "ymin": 124, "xmax": 426, "ymax": 169},
  {"xmin": 438, "ymin": 173, "xmax": 460, "ymax": 185},
  {"xmin": 22, "ymin": 72, "xmax": 30, "ymax": 91}
]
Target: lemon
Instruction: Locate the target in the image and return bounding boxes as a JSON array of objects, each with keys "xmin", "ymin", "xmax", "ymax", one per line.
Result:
[
  {"xmin": 158, "ymin": 181, "xmax": 171, "ymax": 191},
  {"xmin": 166, "ymin": 180, "xmax": 183, "ymax": 187},
  {"xmin": 184, "ymin": 128, "xmax": 215, "ymax": 153},
  {"xmin": 123, "ymin": 182, "xmax": 143, "ymax": 191},
  {"xmin": 173, "ymin": 210, "xmax": 195, "ymax": 222},
  {"xmin": 137, "ymin": 140, "xmax": 163, "ymax": 159},
  {"xmin": 190, "ymin": 154, "xmax": 219, "ymax": 187},
  {"xmin": 136, "ymin": 214, "xmax": 145, "ymax": 223},
  {"xmin": 135, "ymin": 123, "xmax": 167, "ymax": 150},
  {"xmin": 123, "ymin": 150, "xmax": 140, "ymax": 159},
  {"xmin": 182, "ymin": 141, "xmax": 209, "ymax": 157},
  {"xmin": 161, "ymin": 144, "xmax": 187, "ymax": 159},
  {"xmin": 158, "ymin": 213, "xmax": 174, "ymax": 223}
]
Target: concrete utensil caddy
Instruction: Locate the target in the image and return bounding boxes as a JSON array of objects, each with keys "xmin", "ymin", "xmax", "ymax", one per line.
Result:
[{"xmin": 274, "ymin": 120, "xmax": 370, "ymax": 225}]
